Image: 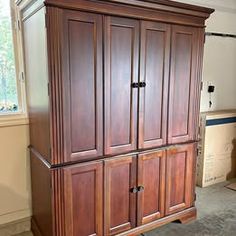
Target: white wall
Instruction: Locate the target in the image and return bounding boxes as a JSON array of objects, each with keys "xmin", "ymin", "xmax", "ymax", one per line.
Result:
[{"xmin": 175, "ymin": 0, "xmax": 236, "ymax": 112}]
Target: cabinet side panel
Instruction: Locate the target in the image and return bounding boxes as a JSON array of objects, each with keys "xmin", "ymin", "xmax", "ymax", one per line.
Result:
[
  {"xmin": 23, "ymin": 8, "xmax": 51, "ymax": 162},
  {"xmin": 31, "ymin": 152, "xmax": 52, "ymax": 236}
]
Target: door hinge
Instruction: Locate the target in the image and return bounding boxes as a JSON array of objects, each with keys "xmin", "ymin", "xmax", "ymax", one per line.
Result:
[
  {"xmin": 197, "ymin": 148, "xmax": 200, "ymax": 156},
  {"xmin": 47, "ymin": 82, "xmax": 50, "ymax": 96},
  {"xmin": 19, "ymin": 71, "xmax": 25, "ymax": 82}
]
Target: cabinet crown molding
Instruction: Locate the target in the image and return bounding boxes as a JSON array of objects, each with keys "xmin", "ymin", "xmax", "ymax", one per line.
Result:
[{"xmin": 16, "ymin": 0, "xmax": 214, "ymax": 21}]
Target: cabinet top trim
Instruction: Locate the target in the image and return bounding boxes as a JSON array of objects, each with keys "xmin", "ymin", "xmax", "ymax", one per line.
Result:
[
  {"xmin": 16, "ymin": 0, "xmax": 214, "ymax": 21},
  {"xmin": 103, "ymin": 0, "xmax": 214, "ymax": 15}
]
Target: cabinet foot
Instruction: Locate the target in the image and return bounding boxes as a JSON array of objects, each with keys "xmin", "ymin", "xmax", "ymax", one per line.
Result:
[{"xmin": 178, "ymin": 208, "xmax": 197, "ymax": 224}]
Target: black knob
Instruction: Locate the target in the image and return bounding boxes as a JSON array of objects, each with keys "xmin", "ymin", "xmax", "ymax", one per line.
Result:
[
  {"xmin": 139, "ymin": 82, "xmax": 146, "ymax": 88},
  {"xmin": 132, "ymin": 82, "xmax": 139, "ymax": 88},
  {"xmin": 137, "ymin": 186, "xmax": 145, "ymax": 192}
]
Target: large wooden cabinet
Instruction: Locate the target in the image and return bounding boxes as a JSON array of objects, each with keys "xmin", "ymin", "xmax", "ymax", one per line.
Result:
[{"xmin": 18, "ymin": 0, "xmax": 213, "ymax": 235}]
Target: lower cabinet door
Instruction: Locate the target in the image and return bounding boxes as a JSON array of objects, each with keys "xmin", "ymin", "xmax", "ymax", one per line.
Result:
[
  {"xmin": 63, "ymin": 161, "xmax": 103, "ymax": 236},
  {"xmin": 137, "ymin": 150, "xmax": 166, "ymax": 225},
  {"xmin": 165, "ymin": 144, "xmax": 195, "ymax": 215},
  {"xmin": 104, "ymin": 155, "xmax": 137, "ymax": 235}
]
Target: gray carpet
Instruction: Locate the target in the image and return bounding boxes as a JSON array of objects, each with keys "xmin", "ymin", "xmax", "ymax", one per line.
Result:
[
  {"xmin": 15, "ymin": 180, "xmax": 236, "ymax": 236},
  {"xmin": 144, "ymin": 180, "xmax": 236, "ymax": 236}
]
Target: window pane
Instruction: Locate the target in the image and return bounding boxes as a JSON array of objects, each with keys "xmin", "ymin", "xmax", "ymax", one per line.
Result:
[{"xmin": 0, "ymin": 0, "xmax": 18, "ymax": 113}]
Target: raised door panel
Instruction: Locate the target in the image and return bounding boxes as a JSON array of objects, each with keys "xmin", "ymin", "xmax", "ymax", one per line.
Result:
[
  {"xmin": 63, "ymin": 161, "xmax": 103, "ymax": 236},
  {"xmin": 61, "ymin": 10, "xmax": 103, "ymax": 162},
  {"xmin": 168, "ymin": 25, "xmax": 199, "ymax": 144},
  {"xmin": 104, "ymin": 17, "xmax": 139, "ymax": 155},
  {"xmin": 104, "ymin": 155, "xmax": 137, "ymax": 235},
  {"xmin": 165, "ymin": 144, "xmax": 195, "ymax": 215},
  {"xmin": 139, "ymin": 21, "xmax": 170, "ymax": 149},
  {"xmin": 137, "ymin": 150, "xmax": 165, "ymax": 226}
]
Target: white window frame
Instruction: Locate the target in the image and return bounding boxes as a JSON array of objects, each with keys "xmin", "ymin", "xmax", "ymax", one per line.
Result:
[{"xmin": 0, "ymin": 0, "xmax": 28, "ymax": 127}]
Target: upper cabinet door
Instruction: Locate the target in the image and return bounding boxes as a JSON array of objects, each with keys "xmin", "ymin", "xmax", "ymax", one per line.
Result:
[
  {"xmin": 61, "ymin": 11, "xmax": 103, "ymax": 163},
  {"xmin": 139, "ymin": 21, "xmax": 170, "ymax": 149},
  {"xmin": 168, "ymin": 25, "xmax": 199, "ymax": 144},
  {"xmin": 104, "ymin": 17, "xmax": 139, "ymax": 155},
  {"xmin": 165, "ymin": 144, "xmax": 195, "ymax": 215}
]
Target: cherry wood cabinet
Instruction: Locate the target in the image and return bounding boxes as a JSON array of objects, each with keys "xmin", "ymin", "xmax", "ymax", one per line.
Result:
[{"xmin": 19, "ymin": 0, "xmax": 213, "ymax": 235}]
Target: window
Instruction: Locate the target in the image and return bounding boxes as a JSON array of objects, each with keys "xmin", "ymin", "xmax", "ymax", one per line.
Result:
[{"xmin": 0, "ymin": 0, "xmax": 26, "ymax": 118}]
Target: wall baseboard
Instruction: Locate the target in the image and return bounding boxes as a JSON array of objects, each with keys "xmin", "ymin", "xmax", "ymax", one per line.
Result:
[{"xmin": 0, "ymin": 217, "xmax": 31, "ymax": 236}]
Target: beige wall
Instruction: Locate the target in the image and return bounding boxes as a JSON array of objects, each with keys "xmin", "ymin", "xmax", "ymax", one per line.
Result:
[{"xmin": 0, "ymin": 124, "xmax": 31, "ymax": 225}]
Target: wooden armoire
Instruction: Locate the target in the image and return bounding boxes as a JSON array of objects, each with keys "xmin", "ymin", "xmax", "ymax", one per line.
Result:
[{"xmin": 17, "ymin": 0, "xmax": 214, "ymax": 235}]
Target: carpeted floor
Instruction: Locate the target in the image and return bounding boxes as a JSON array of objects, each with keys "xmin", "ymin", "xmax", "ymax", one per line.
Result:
[
  {"xmin": 16, "ymin": 180, "xmax": 236, "ymax": 236},
  {"xmin": 144, "ymin": 180, "xmax": 236, "ymax": 236}
]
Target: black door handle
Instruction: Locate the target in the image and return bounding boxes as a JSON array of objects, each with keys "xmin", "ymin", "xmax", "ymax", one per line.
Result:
[
  {"xmin": 131, "ymin": 82, "xmax": 139, "ymax": 88},
  {"xmin": 139, "ymin": 82, "xmax": 146, "ymax": 88}
]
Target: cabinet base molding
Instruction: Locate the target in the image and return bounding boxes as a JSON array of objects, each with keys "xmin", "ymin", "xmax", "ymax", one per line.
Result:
[
  {"xmin": 117, "ymin": 207, "xmax": 197, "ymax": 236},
  {"xmin": 30, "ymin": 207, "xmax": 196, "ymax": 236}
]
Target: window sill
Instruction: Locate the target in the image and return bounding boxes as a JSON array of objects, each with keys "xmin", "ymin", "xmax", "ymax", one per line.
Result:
[{"xmin": 0, "ymin": 113, "xmax": 29, "ymax": 127}]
